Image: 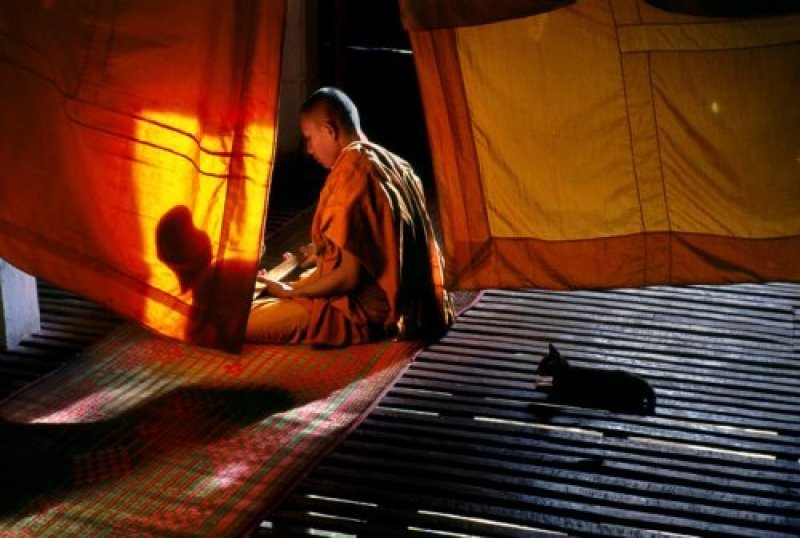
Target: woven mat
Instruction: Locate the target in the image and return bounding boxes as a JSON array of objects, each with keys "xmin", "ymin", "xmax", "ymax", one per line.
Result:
[{"xmin": 0, "ymin": 324, "xmax": 422, "ymax": 537}]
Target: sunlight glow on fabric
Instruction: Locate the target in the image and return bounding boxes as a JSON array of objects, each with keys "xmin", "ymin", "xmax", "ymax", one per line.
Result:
[
  {"xmin": 134, "ymin": 111, "xmax": 227, "ymax": 298},
  {"xmin": 131, "ymin": 111, "xmax": 273, "ymax": 341},
  {"xmin": 134, "ymin": 111, "xmax": 223, "ymax": 335},
  {"xmin": 0, "ymin": 0, "xmax": 285, "ymax": 352},
  {"xmin": 236, "ymin": 120, "xmax": 276, "ymax": 262}
]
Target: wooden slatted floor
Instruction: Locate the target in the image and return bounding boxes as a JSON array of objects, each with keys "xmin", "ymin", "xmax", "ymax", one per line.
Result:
[
  {"xmin": 3, "ymin": 218, "xmax": 799, "ymax": 536},
  {"xmin": 0, "ymin": 281, "xmax": 122, "ymax": 402},
  {"xmin": 260, "ymin": 282, "xmax": 800, "ymax": 537}
]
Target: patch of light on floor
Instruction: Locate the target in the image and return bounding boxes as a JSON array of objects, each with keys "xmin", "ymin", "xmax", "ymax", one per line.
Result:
[
  {"xmin": 531, "ymin": 401, "xmax": 602, "ymax": 413},
  {"xmin": 483, "ymin": 396, "xmax": 529, "ymax": 405},
  {"xmin": 714, "ymin": 425, "xmax": 778, "ymax": 436},
  {"xmin": 210, "ymin": 462, "xmax": 250, "ymax": 488},
  {"xmin": 417, "ymin": 510, "xmax": 566, "ymax": 535},
  {"xmin": 308, "ymin": 512, "xmax": 364, "ymax": 523},
  {"xmin": 642, "ymin": 530, "xmax": 699, "ymax": 538},
  {"xmin": 306, "ymin": 494, "xmax": 378, "ymax": 508},
  {"xmin": 278, "ymin": 395, "xmax": 357, "ymax": 428},
  {"xmin": 656, "ymin": 417, "xmax": 778, "ymax": 436},
  {"xmin": 401, "ymin": 388, "xmax": 454, "ymax": 397},
  {"xmin": 308, "ymin": 529, "xmax": 357, "ymax": 538},
  {"xmin": 30, "ymin": 387, "xmax": 129, "ymax": 423},
  {"xmin": 378, "ymin": 405, "xmax": 440, "ymax": 417},
  {"xmin": 190, "ymin": 461, "xmax": 254, "ymax": 496},
  {"xmin": 474, "ymin": 416, "xmax": 603, "ymax": 437},
  {"xmin": 627, "ymin": 436, "xmax": 775, "ymax": 460},
  {"xmin": 407, "ymin": 527, "xmax": 476, "ymax": 537}
]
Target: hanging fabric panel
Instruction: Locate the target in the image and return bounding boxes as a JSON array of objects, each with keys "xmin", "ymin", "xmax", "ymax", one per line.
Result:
[
  {"xmin": 0, "ymin": 0, "xmax": 286, "ymax": 352},
  {"xmin": 399, "ymin": 0, "xmax": 575, "ymax": 30},
  {"xmin": 402, "ymin": 0, "xmax": 800, "ymax": 291}
]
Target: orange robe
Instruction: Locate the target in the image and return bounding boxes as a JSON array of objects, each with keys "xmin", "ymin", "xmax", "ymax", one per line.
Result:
[{"xmin": 300, "ymin": 141, "xmax": 454, "ymax": 346}]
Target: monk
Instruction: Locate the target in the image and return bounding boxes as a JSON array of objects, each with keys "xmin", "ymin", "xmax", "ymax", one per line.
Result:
[{"xmin": 246, "ymin": 87, "xmax": 454, "ymax": 346}]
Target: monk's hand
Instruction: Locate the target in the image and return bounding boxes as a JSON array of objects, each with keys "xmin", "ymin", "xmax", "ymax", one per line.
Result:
[
  {"xmin": 296, "ymin": 242, "xmax": 317, "ymax": 269},
  {"xmin": 256, "ymin": 268, "xmax": 269, "ymax": 282},
  {"xmin": 263, "ymin": 278, "xmax": 295, "ymax": 298}
]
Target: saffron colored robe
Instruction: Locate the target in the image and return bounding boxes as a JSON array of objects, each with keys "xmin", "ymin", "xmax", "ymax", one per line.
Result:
[{"xmin": 302, "ymin": 141, "xmax": 454, "ymax": 346}]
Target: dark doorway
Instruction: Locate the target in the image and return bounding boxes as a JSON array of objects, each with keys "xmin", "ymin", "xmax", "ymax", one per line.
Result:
[
  {"xmin": 267, "ymin": 2, "xmax": 435, "ymax": 227},
  {"xmin": 317, "ymin": 0, "xmax": 434, "ymax": 186}
]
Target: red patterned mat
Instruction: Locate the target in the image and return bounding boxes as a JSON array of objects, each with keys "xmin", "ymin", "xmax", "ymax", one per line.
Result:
[{"xmin": 0, "ymin": 324, "xmax": 422, "ymax": 536}]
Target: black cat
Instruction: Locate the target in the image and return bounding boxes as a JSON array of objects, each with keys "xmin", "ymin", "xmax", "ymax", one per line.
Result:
[{"xmin": 536, "ymin": 344, "xmax": 656, "ymax": 415}]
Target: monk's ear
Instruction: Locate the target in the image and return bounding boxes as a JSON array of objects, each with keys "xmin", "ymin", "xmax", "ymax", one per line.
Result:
[{"xmin": 323, "ymin": 121, "xmax": 339, "ymax": 140}]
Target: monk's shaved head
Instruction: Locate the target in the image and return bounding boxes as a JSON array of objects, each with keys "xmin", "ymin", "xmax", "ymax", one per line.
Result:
[{"xmin": 300, "ymin": 87, "xmax": 362, "ymax": 137}]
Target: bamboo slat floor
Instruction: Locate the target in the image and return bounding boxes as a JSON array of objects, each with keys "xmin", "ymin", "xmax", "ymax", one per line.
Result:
[{"xmin": 260, "ymin": 282, "xmax": 800, "ymax": 537}]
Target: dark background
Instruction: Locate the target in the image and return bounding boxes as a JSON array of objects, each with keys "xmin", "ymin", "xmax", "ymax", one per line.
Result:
[{"xmin": 268, "ymin": 1, "xmax": 434, "ymax": 215}]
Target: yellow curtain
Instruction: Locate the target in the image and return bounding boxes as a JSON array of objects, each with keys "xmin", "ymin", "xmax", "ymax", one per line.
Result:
[
  {"xmin": 404, "ymin": 0, "xmax": 800, "ymax": 290},
  {"xmin": 0, "ymin": 0, "xmax": 286, "ymax": 352}
]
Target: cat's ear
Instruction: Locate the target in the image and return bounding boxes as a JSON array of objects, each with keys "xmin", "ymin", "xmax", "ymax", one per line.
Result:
[{"xmin": 548, "ymin": 343, "xmax": 560, "ymax": 357}]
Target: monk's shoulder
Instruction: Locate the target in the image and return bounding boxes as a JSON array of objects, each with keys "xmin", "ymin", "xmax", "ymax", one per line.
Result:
[{"xmin": 328, "ymin": 146, "xmax": 373, "ymax": 189}]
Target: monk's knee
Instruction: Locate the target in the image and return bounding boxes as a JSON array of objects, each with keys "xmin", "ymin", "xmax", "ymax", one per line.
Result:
[{"xmin": 246, "ymin": 298, "xmax": 310, "ymax": 344}]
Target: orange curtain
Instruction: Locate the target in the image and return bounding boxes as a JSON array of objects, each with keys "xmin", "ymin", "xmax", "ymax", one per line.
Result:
[
  {"xmin": 403, "ymin": 0, "xmax": 800, "ymax": 290},
  {"xmin": 0, "ymin": 0, "xmax": 286, "ymax": 352}
]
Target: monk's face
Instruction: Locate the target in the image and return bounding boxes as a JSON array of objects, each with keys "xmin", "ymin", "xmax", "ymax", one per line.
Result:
[{"xmin": 300, "ymin": 113, "xmax": 339, "ymax": 169}]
